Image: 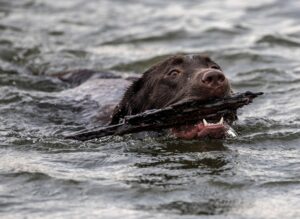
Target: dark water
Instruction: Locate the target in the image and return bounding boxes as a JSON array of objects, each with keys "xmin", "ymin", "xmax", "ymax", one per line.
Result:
[{"xmin": 1, "ymin": 0, "xmax": 300, "ymax": 218}]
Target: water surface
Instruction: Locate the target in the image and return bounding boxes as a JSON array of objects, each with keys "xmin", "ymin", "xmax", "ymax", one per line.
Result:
[{"xmin": 0, "ymin": 0, "xmax": 300, "ymax": 218}]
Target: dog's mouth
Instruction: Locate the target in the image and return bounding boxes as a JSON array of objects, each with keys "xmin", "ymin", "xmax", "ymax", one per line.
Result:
[{"xmin": 171, "ymin": 117, "xmax": 237, "ymax": 139}]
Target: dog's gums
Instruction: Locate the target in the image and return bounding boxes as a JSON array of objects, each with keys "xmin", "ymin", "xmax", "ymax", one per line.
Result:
[{"xmin": 171, "ymin": 118, "xmax": 227, "ymax": 139}]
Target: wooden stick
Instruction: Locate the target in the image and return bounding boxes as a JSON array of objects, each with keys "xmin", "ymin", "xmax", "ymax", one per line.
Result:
[{"xmin": 65, "ymin": 91, "xmax": 263, "ymax": 141}]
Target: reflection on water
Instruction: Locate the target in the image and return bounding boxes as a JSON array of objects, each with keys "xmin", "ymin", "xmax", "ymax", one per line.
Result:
[{"xmin": 1, "ymin": 0, "xmax": 300, "ymax": 218}]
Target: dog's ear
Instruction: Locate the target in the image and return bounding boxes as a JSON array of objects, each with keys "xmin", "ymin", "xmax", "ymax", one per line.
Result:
[
  {"xmin": 109, "ymin": 58, "xmax": 169, "ymax": 125},
  {"xmin": 109, "ymin": 77, "xmax": 145, "ymax": 125}
]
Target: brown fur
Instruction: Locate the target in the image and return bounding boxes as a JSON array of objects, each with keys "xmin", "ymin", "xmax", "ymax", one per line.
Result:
[{"xmin": 110, "ymin": 54, "xmax": 231, "ymax": 125}]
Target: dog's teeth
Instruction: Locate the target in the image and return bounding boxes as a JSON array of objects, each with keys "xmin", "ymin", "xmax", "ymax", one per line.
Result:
[
  {"xmin": 203, "ymin": 119, "xmax": 208, "ymax": 126},
  {"xmin": 218, "ymin": 117, "xmax": 224, "ymax": 125}
]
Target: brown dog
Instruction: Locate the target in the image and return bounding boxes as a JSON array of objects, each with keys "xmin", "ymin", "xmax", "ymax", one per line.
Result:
[
  {"xmin": 58, "ymin": 54, "xmax": 234, "ymax": 139},
  {"xmin": 110, "ymin": 54, "xmax": 233, "ymax": 139}
]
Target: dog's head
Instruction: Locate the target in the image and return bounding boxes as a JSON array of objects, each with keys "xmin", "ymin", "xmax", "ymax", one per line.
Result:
[{"xmin": 110, "ymin": 54, "xmax": 233, "ymax": 139}]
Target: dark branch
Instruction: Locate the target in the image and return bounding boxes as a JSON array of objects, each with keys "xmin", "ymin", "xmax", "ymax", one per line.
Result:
[{"xmin": 65, "ymin": 91, "xmax": 263, "ymax": 141}]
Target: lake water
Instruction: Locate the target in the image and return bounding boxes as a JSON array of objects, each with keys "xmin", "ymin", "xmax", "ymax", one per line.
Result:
[{"xmin": 0, "ymin": 0, "xmax": 300, "ymax": 218}]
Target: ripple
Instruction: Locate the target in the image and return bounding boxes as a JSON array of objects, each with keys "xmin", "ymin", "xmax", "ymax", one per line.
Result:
[
  {"xmin": 0, "ymin": 24, "xmax": 22, "ymax": 32},
  {"xmin": 233, "ymin": 115, "xmax": 300, "ymax": 140},
  {"xmin": 102, "ymin": 30, "xmax": 188, "ymax": 45},
  {"xmin": 60, "ymin": 49, "xmax": 90, "ymax": 58},
  {"xmin": 0, "ymin": 39, "xmax": 13, "ymax": 46},
  {"xmin": 260, "ymin": 180, "xmax": 300, "ymax": 187},
  {"xmin": 204, "ymin": 25, "xmax": 249, "ymax": 35},
  {"xmin": 153, "ymin": 200, "xmax": 233, "ymax": 215},
  {"xmin": 232, "ymin": 67, "xmax": 300, "ymax": 89},
  {"xmin": 256, "ymin": 34, "xmax": 300, "ymax": 47},
  {"xmin": 0, "ymin": 74, "xmax": 65, "ymax": 92},
  {"xmin": 112, "ymin": 54, "xmax": 169, "ymax": 73},
  {"xmin": 1, "ymin": 0, "xmax": 300, "ymax": 218}
]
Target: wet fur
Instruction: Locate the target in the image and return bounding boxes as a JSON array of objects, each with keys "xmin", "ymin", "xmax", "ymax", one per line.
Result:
[{"xmin": 110, "ymin": 54, "xmax": 232, "ymax": 125}]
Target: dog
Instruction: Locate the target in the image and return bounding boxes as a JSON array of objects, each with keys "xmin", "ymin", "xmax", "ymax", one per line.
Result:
[{"xmin": 57, "ymin": 54, "xmax": 234, "ymax": 139}]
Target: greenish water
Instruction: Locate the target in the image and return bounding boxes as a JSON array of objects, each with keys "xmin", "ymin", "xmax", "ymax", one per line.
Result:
[{"xmin": 0, "ymin": 0, "xmax": 300, "ymax": 218}]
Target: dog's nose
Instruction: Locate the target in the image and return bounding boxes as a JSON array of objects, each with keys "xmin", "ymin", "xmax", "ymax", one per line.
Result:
[{"xmin": 201, "ymin": 71, "xmax": 226, "ymax": 87}]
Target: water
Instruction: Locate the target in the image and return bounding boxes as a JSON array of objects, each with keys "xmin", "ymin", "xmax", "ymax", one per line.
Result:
[{"xmin": 0, "ymin": 0, "xmax": 300, "ymax": 218}]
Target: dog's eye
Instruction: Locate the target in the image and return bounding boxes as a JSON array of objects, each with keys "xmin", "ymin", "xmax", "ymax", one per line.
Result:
[
  {"xmin": 167, "ymin": 70, "xmax": 180, "ymax": 77},
  {"xmin": 211, "ymin": 65, "xmax": 220, "ymax": 70}
]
